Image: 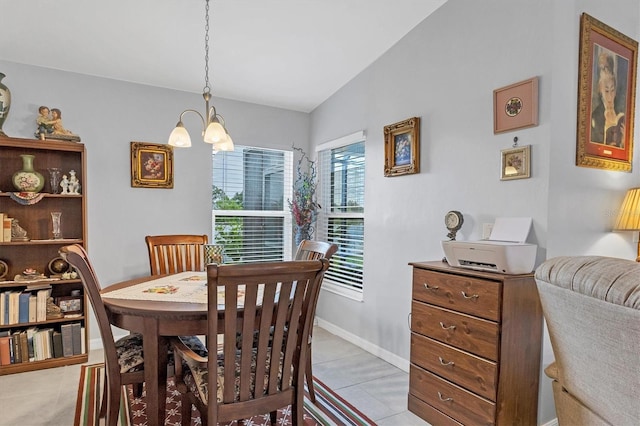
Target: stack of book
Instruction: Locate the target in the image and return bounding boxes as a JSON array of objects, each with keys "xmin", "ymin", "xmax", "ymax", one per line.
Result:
[
  {"xmin": 0, "ymin": 213, "xmax": 12, "ymax": 242},
  {"xmin": 0, "ymin": 322, "xmax": 85, "ymax": 365},
  {"xmin": 0, "ymin": 287, "xmax": 52, "ymax": 326}
]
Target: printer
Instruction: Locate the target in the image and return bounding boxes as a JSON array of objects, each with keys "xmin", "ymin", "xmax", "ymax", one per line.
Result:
[{"xmin": 442, "ymin": 217, "xmax": 537, "ymax": 275}]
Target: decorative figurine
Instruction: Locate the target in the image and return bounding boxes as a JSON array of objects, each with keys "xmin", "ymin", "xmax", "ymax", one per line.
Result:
[
  {"xmin": 46, "ymin": 297, "xmax": 64, "ymax": 320},
  {"xmin": 35, "ymin": 105, "xmax": 81, "ymax": 141},
  {"xmin": 60, "ymin": 174, "xmax": 69, "ymax": 194},
  {"xmin": 68, "ymin": 170, "xmax": 81, "ymax": 194},
  {"xmin": 10, "ymin": 218, "xmax": 29, "ymax": 241}
]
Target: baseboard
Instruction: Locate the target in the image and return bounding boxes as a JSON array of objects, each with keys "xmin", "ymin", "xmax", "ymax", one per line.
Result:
[
  {"xmin": 541, "ymin": 419, "xmax": 558, "ymax": 426},
  {"xmin": 316, "ymin": 317, "xmax": 410, "ymax": 373}
]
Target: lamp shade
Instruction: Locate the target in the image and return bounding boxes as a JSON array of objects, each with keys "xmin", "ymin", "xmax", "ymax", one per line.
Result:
[
  {"xmin": 203, "ymin": 120, "xmax": 227, "ymax": 144},
  {"xmin": 614, "ymin": 188, "xmax": 640, "ymax": 230},
  {"xmin": 168, "ymin": 124, "xmax": 192, "ymax": 147}
]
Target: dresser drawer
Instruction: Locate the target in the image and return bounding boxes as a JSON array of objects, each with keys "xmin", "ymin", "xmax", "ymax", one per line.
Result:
[
  {"xmin": 410, "ymin": 364, "xmax": 496, "ymax": 426},
  {"xmin": 413, "ymin": 269, "xmax": 501, "ymax": 321},
  {"xmin": 411, "ymin": 301, "xmax": 499, "ymax": 360},
  {"xmin": 410, "ymin": 332, "xmax": 497, "ymax": 400}
]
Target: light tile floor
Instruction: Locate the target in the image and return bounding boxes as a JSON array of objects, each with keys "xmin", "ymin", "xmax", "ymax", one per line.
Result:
[{"xmin": 0, "ymin": 327, "xmax": 427, "ymax": 425}]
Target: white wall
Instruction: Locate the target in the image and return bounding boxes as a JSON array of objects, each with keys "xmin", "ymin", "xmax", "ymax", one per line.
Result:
[
  {"xmin": 0, "ymin": 59, "xmax": 310, "ymax": 346},
  {"xmin": 309, "ymin": 0, "xmax": 639, "ymax": 424},
  {"xmin": 2, "ymin": 0, "xmax": 639, "ymax": 423}
]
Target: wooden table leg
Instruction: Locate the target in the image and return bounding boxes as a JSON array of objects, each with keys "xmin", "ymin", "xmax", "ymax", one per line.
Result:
[{"xmin": 142, "ymin": 317, "xmax": 168, "ymax": 426}]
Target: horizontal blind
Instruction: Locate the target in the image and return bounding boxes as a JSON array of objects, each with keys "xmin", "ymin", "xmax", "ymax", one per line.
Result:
[
  {"xmin": 213, "ymin": 146, "xmax": 293, "ymax": 263},
  {"xmin": 317, "ymin": 140, "xmax": 365, "ymax": 290}
]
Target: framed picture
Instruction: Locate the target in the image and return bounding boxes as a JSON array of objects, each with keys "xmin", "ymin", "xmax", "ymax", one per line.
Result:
[
  {"xmin": 576, "ymin": 13, "xmax": 638, "ymax": 172},
  {"xmin": 384, "ymin": 117, "xmax": 420, "ymax": 177},
  {"xmin": 501, "ymin": 145, "xmax": 531, "ymax": 181},
  {"xmin": 493, "ymin": 77, "xmax": 539, "ymax": 134},
  {"xmin": 55, "ymin": 295, "xmax": 83, "ymax": 315},
  {"xmin": 130, "ymin": 142, "xmax": 174, "ymax": 188}
]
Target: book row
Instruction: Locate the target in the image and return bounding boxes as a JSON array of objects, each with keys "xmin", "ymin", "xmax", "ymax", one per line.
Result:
[
  {"xmin": 1, "ymin": 287, "xmax": 52, "ymax": 325},
  {"xmin": 0, "ymin": 322, "xmax": 85, "ymax": 366}
]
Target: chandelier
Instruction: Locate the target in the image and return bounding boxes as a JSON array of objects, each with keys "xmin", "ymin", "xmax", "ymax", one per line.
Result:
[{"xmin": 168, "ymin": 0, "xmax": 234, "ymax": 151}]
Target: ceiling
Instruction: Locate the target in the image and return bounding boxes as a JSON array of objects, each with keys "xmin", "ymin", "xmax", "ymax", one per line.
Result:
[{"xmin": 0, "ymin": 0, "xmax": 448, "ymax": 112}]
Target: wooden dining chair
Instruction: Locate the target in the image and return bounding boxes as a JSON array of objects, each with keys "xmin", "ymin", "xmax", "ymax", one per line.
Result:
[
  {"xmin": 145, "ymin": 234, "xmax": 208, "ymax": 276},
  {"xmin": 294, "ymin": 239, "xmax": 338, "ymax": 403},
  {"xmin": 60, "ymin": 244, "xmax": 206, "ymax": 426},
  {"xmin": 172, "ymin": 259, "xmax": 330, "ymax": 426}
]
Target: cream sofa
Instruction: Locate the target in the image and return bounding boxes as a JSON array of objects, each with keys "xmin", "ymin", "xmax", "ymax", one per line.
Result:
[{"xmin": 534, "ymin": 256, "xmax": 640, "ymax": 425}]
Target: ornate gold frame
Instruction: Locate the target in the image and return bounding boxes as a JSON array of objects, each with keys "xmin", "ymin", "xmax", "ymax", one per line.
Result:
[
  {"xmin": 130, "ymin": 141, "xmax": 174, "ymax": 188},
  {"xmin": 384, "ymin": 117, "xmax": 420, "ymax": 177},
  {"xmin": 576, "ymin": 13, "xmax": 638, "ymax": 172}
]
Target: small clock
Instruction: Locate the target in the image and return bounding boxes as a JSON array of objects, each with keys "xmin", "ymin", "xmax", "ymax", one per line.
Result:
[{"xmin": 445, "ymin": 210, "xmax": 464, "ymax": 240}]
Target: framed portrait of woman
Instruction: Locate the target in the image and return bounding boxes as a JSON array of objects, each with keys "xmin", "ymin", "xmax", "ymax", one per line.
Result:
[{"xmin": 576, "ymin": 13, "xmax": 638, "ymax": 172}]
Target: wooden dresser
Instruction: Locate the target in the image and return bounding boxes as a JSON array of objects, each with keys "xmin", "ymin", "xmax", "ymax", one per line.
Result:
[{"xmin": 408, "ymin": 261, "xmax": 542, "ymax": 426}]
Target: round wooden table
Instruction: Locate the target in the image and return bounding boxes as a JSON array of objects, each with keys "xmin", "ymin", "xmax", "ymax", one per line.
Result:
[{"xmin": 102, "ymin": 275, "xmax": 209, "ymax": 426}]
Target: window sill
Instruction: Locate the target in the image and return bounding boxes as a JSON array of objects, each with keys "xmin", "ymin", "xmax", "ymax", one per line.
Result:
[{"xmin": 321, "ymin": 280, "xmax": 364, "ymax": 302}]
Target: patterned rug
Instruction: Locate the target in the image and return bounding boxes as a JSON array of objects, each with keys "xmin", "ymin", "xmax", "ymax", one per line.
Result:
[{"xmin": 74, "ymin": 363, "xmax": 377, "ymax": 426}]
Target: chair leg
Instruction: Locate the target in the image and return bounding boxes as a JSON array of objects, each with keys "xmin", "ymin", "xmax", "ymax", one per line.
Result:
[
  {"xmin": 269, "ymin": 410, "xmax": 277, "ymax": 424},
  {"xmin": 132, "ymin": 382, "xmax": 143, "ymax": 398},
  {"xmin": 306, "ymin": 342, "xmax": 316, "ymax": 403},
  {"xmin": 99, "ymin": 374, "xmax": 108, "ymax": 418},
  {"xmin": 181, "ymin": 394, "xmax": 192, "ymax": 426},
  {"xmin": 105, "ymin": 380, "xmax": 122, "ymax": 426}
]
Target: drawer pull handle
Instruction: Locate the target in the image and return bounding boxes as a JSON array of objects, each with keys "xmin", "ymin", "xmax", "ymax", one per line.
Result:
[
  {"xmin": 424, "ymin": 283, "xmax": 439, "ymax": 291},
  {"xmin": 407, "ymin": 313, "xmax": 412, "ymax": 330},
  {"xmin": 438, "ymin": 356, "xmax": 454, "ymax": 366},
  {"xmin": 439, "ymin": 322, "xmax": 456, "ymax": 331},
  {"xmin": 461, "ymin": 291, "xmax": 479, "ymax": 300},
  {"xmin": 437, "ymin": 392, "xmax": 453, "ymax": 402}
]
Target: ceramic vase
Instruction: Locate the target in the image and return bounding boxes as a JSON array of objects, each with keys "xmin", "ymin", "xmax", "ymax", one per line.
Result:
[
  {"xmin": 0, "ymin": 73, "xmax": 10, "ymax": 136},
  {"xmin": 12, "ymin": 154, "xmax": 45, "ymax": 192}
]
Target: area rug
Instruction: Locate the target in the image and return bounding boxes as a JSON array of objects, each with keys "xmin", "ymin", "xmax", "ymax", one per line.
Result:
[{"xmin": 75, "ymin": 363, "xmax": 377, "ymax": 426}]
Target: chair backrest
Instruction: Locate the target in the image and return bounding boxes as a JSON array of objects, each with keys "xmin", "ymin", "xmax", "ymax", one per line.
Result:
[
  {"xmin": 207, "ymin": 259, "xmax": 329, "ymax": 422},
  {"xmin": 294, "ymin": 239, "xmax": 338, "ymax": 261},
  {"xmin": 145, "ymin": 234, "xmax": 208, "ymax": 275},
  {"xmin": 535, "ymin": 256, "xmax": 640, "ymax": 425},
  {"xmin": 59, "ymin": 244, "xmax": 120, "ymax": 383}
]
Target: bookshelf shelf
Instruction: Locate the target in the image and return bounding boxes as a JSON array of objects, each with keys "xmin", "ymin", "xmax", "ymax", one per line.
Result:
[{"xmin": 0, "ymin": 136, "xmax": 88, "ymax": 374}]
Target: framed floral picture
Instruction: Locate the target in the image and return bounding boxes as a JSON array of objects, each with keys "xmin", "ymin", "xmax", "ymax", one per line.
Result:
[
  {"xmin": 501, "ymin": 145, "xmax": 531, "ymax": 181},
  {"xmin": 493, "ymin": 77, "xmax": 539, "ymax": 134},
  {"xmin": 130, "ymin": 142, "xmax": 174, "ymax": 188},
  {"xmin": 384, "ymin": 117, "xmax": 420, "ymax": 177},
  {"xmin": 576, "ymin": 13, "xmax": 638, "ymax": 172}
]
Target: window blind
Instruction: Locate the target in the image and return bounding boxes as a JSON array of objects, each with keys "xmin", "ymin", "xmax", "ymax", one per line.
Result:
[
  {"xmin": 212, "ymin": 146, "xmax": 293, "ymax": 263},
  {"xmin": 317, "ymin": 139, "xmax": 365, "ymax": 291}
]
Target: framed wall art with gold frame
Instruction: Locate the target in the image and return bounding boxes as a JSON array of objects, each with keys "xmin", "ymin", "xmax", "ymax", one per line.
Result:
[
  {"xmin": 493, "ymin": 77, "xmax": 539, "ymax": 134},
  {"xmin": 576, "ymin": 13, "xmax": 638, "ymax": 172},
  {"xmin": 500, "ymin": 145, "xmax": 531, "ymax": 181},
  {"xmin": 130, "ymin": 141, "xmax": 174, "ymax": 188},
  {"xmin": 384, "ymin": 116, "xmax": 420, "ymax": 177}
]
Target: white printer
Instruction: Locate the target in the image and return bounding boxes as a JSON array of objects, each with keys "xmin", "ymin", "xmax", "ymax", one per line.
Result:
[{"xmin": 442, "ymin": 217, "xmax": 537, "ymax": 274}]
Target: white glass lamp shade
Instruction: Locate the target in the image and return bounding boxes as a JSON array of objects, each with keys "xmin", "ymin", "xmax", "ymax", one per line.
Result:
[
  {"xmin": 214, "ymin": 133, "xmax": 234, "ymax": 151},
  {"xmin": 168, "ymin": 124, "xmax": 192, "ymax": 147},
  {"xmin": 203, "ymin": 119, "xmax": 227, "ymax": 144}
]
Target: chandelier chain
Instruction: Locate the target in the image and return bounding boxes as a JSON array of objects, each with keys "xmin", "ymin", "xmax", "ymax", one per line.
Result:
[{"xmin": 204, "ymin": 0, "xmax": 211, "ymax": 94}]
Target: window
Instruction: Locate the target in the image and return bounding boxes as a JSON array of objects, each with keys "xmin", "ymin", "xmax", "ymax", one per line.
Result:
[
  {"xmin": 212, "ymin": 146, "xmax": 293, "ymax": 263},
  {"xmin": 316, "ymin": 132, "xmax": 365, "ymax": 298}
]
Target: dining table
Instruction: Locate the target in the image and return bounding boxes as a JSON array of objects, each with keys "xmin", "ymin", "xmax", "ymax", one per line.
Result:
[{"xmin": 101, "ymin": 271, "xmax": 214, "ymax": 426}]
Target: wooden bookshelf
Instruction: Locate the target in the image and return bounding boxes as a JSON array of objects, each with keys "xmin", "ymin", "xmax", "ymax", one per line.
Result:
[{"xmin": 0, "ymin": 136, "xmax": 88, "ymax": 375}]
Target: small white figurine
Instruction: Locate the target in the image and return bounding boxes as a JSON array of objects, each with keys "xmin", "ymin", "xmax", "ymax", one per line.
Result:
[
  {"xmin": 60, "ymin": 174, "xmax": 69, "ymax": 194},
  {"xmin": 68, "ymin": 170, "xmax": 80, "ymax": 194}
]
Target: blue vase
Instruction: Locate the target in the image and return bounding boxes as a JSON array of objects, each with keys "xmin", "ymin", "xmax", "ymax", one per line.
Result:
[{"xmin": 294, "ymin": 224, "xmax": 312, "ymax": 246}]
